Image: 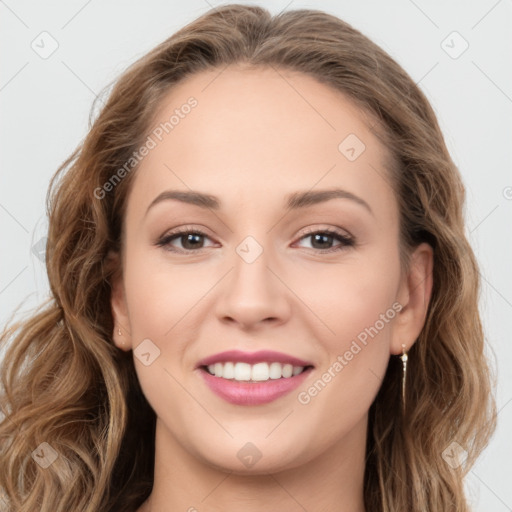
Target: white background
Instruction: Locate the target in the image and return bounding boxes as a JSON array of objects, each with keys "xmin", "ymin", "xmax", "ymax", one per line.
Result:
[{"xmin": 1, "ymin": 1, "xmax": 511, "ymax": 510}]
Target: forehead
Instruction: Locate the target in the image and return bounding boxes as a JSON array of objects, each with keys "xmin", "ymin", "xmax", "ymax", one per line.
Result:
[{"xmin": 127, "ymin": 65, "xmax": 396, "ymax": 219}]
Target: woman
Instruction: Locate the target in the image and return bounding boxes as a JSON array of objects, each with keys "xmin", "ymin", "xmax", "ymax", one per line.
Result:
[{"xmin": 0, "ymin": 4, "xmax": 496, "ymax": 511}]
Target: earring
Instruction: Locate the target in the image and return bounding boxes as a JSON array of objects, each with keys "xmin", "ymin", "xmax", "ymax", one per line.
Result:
[
  {"xmin": 118, "ymin": 327, "xmax": 122, "ymax": 336},
  {"xmin": 400, "ymin": 344, "xmax": 408, "ymax": 412}
]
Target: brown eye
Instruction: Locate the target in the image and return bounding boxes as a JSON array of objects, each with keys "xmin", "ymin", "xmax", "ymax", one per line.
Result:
[
  {"xmin": 156, "ymin": 229, "xmax": 215, "ymax": 253},
  {"xmin": 296, "ymin": 229, "xmax": 354, "ymax": 253},
  {"xmin": 156, "ymin": 227, "xmax": 355, "ymax": 255}
]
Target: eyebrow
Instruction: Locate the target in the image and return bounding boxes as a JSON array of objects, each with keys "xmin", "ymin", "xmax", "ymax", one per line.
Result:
[{"xmin": 145, "ymin": 187, "xmax": 374, "ymax": 216}]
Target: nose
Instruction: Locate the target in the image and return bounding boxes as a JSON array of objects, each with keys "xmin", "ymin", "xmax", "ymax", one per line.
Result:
[{"xmin": 214, "ymin": 240, "xmax": 292, "ymax": 330}]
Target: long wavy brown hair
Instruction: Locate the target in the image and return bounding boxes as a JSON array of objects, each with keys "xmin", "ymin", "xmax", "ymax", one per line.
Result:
[{"xmin": 0, "ymin": 4, "xmax": 497, "ymax": 511}]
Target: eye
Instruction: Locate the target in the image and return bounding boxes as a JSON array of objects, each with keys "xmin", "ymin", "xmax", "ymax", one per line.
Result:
[
  {"xmin": 155, "ymin": 226, "xmax": 355, "ymax": 254},
  {"xmin": 294, "ymin": 228, "xmax": 354, "ymax": 253},
  {"xmin": 156, "ymin": 227, "xmax": 216, "ymax": 253}
]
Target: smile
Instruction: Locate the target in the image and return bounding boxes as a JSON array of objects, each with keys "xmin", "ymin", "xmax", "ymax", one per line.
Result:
[
  {"xmin": 199, "ymin": 366, "xmax": 315, "ymax": 406},
  {"xmin": 204, "ymin": 361, "xmax": 308, "ymax": 381}
]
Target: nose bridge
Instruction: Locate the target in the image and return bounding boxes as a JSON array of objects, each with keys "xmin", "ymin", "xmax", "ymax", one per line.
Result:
[
  {"xmin": 215, "ymin": 231, "xmax": 291, "ymax": 326},
  {"xmin": 231, "ymin": 232, "xmax": 276, "ymax": 297},
  {"xmin": 227, "ymin": 202, "xmax": 275, "ymax": 276},
  {"xmin": 227, "ymin": 199, "xmax": 291, "ymax": 284}
]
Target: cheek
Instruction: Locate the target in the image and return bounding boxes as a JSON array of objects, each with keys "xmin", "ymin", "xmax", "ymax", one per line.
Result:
[
  {"xmin": 296, "ymin": 248, "xmax": 401, "ymax": 347},
  {"xmin": 123, "ymin": 247, "xmax": 211, "ymax": 340},
  {"xmin": 294, "ymin": 270, "xmax": 399, "ymax": 433},
  {"xmin": 124, "ymin": 237, "xmax": 401, "ymax": 348},
  {"xmin": 295, "ymin": 245, "xmax": 401, "ymax": 408}
]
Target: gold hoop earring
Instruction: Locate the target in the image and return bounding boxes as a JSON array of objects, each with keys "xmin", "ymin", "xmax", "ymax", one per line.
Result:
[{"xmin": 400, "ymin": 344, "xmax": 408, "ymax": 412}]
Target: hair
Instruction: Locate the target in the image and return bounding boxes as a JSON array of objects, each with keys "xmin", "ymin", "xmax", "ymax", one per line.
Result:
[{"xmin": 0, "ymin": 4, "xmax": 497, "ymax": 511}]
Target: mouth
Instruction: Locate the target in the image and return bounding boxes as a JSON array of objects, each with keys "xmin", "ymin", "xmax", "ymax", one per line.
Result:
[
  {"xmin": 200, "ymin": 361, "xmax": 314, "ymax": 382},
  {"xmin": 196, "ymin": 350, "xmax": 315, "ymax": 405}
]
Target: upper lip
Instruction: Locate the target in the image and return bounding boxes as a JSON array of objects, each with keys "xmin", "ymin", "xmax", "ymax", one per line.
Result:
[{"xmin": 196, "ymin": 349, "xmax": 314, "ymax": 368}]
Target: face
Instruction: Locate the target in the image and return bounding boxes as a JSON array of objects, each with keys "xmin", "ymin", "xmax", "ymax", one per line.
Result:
[{"xmin": 110, "ymin": 65, "xmax": 432, "ymax": 474}]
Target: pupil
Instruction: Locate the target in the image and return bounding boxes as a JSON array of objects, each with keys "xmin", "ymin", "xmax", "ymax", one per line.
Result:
[
  {"xmin": 183, "ymin": 233, "xmax": 202, "ymax": 249},
  {"xmin": 313, "ymin": 233, "xmax": 332, "ymax": 249},
  {"xmin": 180, "ymin": 233, "xmax": 334, "ymax": 250}
]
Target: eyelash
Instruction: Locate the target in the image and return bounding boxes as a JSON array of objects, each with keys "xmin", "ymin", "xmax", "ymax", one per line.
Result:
[{"xmin": 155, "ymin": 225, "xmax": 355, "ymax": 254}]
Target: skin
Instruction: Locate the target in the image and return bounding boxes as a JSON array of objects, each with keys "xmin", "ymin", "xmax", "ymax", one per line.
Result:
[{"xmin": 110, "ymin": 65, "xmax": 433, "ymax": 512}]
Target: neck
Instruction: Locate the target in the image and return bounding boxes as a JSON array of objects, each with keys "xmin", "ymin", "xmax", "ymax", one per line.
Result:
[{"xmin": 138, "ymin": 416, "xmax": 368, "ymax": 512}]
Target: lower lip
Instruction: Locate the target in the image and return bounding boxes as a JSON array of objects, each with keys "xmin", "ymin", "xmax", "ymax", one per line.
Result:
[{"xmin": 198, "ymin": 367, "xmax": 313, "ymax": 405}]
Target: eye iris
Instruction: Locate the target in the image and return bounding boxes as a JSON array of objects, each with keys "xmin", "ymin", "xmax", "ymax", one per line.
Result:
[
  {"xmin": 311, "ymin": 233, "xmax": 333, "ymax": 249},
  {"xmin": 160, "ymin": 229, "xmax": 350, "ymax": 253},
  {"xmin": 182, "ymin": 233, "xmax": 203, "ymax": 250}
]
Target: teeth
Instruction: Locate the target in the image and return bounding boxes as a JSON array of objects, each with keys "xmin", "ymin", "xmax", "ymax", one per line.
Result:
[
  {"xmin": 252, "ymin": 362, "xmax": 270, "ymax": 381},
  {"xmin": 206, "ymin": 362, "xmax": 306, "ymax": 381},
  {"xmin": 223, "ymin": 361, "xmax": 235, "ymax": 379},
  {"xmin": 292, "ymin": 365, "xmax": 303, "ymax": 376},
  {"xmin": 234, "ymin": 362, "xmax": 251, "ymax": 381}
]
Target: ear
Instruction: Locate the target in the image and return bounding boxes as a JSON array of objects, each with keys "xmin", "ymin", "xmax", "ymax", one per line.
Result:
[
  {"xmin": 391, "ymin": 242, "xmax": 434, "ymax": 355},
  {"xmin": 106, "ymin": 249, "xmax": 132, "ymax": 351}
]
